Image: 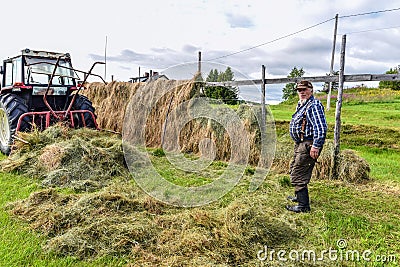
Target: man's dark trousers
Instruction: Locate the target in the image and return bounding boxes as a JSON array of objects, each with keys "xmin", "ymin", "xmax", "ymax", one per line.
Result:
[{"xmin": 290, "ymin": 140, "xmax": 316, "ymax": 192}]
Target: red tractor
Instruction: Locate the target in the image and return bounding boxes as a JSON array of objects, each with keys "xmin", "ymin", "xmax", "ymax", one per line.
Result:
[{"xmin": 0, "ymin": 49, "xmax": 105, "ymax": 155}]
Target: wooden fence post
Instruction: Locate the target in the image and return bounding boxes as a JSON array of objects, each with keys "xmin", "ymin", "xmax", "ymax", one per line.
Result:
[
  {"xmin": 261, "ymin": 65, "xmax": 266, "ymax": 135},
  {"xmin": 198, "ymin": 51, "xmax": 202, "ymax": 74},
  {"xmin": 331, "ymin": 34, "xmax": 346, "ymax": 179},
  {"xmin": 327, "ymin": 14, "xmax": 339, "ymax": 111},
  {"xmin": 104, "ymin": 35, "xmax": 107, "ymax": 81}
]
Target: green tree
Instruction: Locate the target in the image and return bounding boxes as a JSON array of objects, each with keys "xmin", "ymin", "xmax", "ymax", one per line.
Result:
[
  {"xmin": 379, "ymin": 66, "xmax": 400, "ymax": 90},
  {"xmin": 205, "ymin": 67, "xmax": 239, "ymax": 104},
  {"xmin": 282, "ymin": 66, "xmax": 305, "ymax": 100},
  {"xmin": 206, "ymin": 69, "xmax": 219, "ymax": 82}
]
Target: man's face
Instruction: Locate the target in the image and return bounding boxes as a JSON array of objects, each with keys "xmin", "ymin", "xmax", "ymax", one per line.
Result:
[{"xmin": 297, "ymin": 86, "xmax": 313, "ymax": 101}]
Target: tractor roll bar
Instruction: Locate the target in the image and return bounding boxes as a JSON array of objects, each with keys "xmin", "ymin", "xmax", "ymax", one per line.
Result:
[
  {"xmin": 44, "ymin": 56, "xmax": 62, "ymax": 119},
  {"xmin": 64, "ymin": 62, "xmax": 106, "ymax": 118}
]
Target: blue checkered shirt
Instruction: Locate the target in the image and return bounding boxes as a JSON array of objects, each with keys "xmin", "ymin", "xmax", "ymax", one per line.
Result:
[{"xmin": 289, "ymin": 95, "xmax": 327, "ymax": 148}]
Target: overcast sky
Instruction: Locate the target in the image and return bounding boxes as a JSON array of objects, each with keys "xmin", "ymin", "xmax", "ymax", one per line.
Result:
[{"xmin": 1, "ymin": 0, "xmax": 399, "ymax": 102}]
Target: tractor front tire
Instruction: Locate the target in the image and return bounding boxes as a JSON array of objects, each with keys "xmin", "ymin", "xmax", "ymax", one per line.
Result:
[
  {"xmin": 0, "ymin": 94, "xmax": 30, "ymax": 155},
  {"xmin": 72, "ymin": 94, "xmax": 97, "ymax": 128}
]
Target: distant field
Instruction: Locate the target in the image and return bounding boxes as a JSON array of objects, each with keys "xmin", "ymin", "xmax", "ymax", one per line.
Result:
[{"xmin": 270, "ymin": 89, "xmax": 400, "ymax": 129}]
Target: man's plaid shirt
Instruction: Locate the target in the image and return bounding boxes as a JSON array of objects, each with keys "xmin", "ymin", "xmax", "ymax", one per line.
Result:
[{"xmin": 289, "ymin": 95, "xmax": 327, "ymax": 148}]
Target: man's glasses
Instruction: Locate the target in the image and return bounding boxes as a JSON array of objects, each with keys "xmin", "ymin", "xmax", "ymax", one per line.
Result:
[{"xmin": 297, "ymin": 88, "xmax": 308, "ymax": 92}]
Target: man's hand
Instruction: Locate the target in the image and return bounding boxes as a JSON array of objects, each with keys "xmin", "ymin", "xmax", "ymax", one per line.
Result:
[{"xmin": 310, "ymin": 146, "xmax": 320, "ymax": 159}]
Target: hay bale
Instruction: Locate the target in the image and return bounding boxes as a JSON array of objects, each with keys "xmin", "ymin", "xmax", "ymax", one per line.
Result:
[{"xmin": 338, "ymin": 149, "xmax": 371, "ymax": 183}]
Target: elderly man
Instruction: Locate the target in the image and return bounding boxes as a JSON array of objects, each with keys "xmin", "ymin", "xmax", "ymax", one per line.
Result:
[{"xmin": 286, "ymin": 80, "xmax": 327, "ymax": 213}]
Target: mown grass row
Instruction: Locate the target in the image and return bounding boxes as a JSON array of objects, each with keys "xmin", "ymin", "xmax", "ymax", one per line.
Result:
[{"xmin": 2, "ymin": 168, "xmax": 399, "ymax": 266}]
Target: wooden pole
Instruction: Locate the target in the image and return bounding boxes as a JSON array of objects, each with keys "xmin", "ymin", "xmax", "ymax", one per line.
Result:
[
  {"xmin": 104, "ymin": 35, "xmax": 108, "ymax": 81},
  {"xmin": 331, "ymin": 34, "xmax": 346, "ymax": 179},
  {"xmin": 198, "ymin": 51, "xmax": 202, "ymax": 74},
  {"xmin": 327, "ymin": 14, "xmax": 339, "ymax": 111},
  {"xmin": 261, "ymin": 65, "xmax": 266, "ymax": 135}
]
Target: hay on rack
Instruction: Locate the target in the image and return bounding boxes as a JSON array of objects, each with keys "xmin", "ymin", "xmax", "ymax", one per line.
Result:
[
  {"xmin": 85, "ymin": 80, "xmax": 272, "ymax": 166},
  {"xmin": 0, "ymin": 80, "xmax": 373, "ymax": 265},
  {"xmin": 272, "ymin": 137, "xmax": 370, "ymax": 183},
  {"xmin": 83, "ymin": 81, "xmax": 141, "ymax": 132}
]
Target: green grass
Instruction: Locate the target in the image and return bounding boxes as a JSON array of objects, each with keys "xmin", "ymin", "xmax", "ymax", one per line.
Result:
[
  {"xmin": 343, "ymin": 146, "xmax": 400, "ymax": 182},
  {"xmin": 338, "ymin": 101, "xmax": 400, "ymax": 128},
  {"xmin": 310, "ymin": 181, "xmax": 400, "ymax": 251},
  {"xmin": 0, "ymin": 173, "xmax": 77, "ymax": 266},
  {"xmin": 270, "ymin": 98, "xmax": 400, "ymax": 129}
]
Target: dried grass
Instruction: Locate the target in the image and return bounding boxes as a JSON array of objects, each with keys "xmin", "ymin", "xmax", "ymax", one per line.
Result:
[
  {"xmin": 272, "ymin": 137, "xmax": 371, "ymax": 182},
  {"xmin": 7, "ymin": 182, "xmax": 298, "ymax": 264},
  {"xmin": 85, "ymin": 80, "xmax": 272, "ymax": 166},
  {"xmin": 0, "ymin": 124, "xmax": 128, "ymax": 192},
  {"xmin": 2, "ymin": 137, "xmax": 371, "ymax": 265},
  {"xmin": 38, "ymin": 144, "xmax": 65, "ymax": 171},
  {"xmin": 83, "ymin": 81, "xmax": 141, "ymax": 132}
]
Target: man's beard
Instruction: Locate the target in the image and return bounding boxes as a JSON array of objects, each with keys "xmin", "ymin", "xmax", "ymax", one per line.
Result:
[{"xmin": 300, "ymin": 99, "xmax": 307, "ymax": 105}]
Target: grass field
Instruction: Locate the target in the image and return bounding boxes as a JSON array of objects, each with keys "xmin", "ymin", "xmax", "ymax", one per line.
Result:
[{"xmin": 0, "ymin": 87, "xmax": 399, "ymax": 266}]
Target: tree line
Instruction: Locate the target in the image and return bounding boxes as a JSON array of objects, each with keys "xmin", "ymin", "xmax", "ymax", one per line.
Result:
[
  {"xmin": 282, "ymin": 65, "xmax": 400, "ymax": 101},
  {"xmin": 203, "ymin": 65, "xmax": 400, "ymax": 103}
]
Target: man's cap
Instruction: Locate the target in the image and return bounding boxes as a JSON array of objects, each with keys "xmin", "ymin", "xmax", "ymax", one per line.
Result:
[{"xmin": 296, "ymin": 80, "xmax": 313, "ymax": 90}]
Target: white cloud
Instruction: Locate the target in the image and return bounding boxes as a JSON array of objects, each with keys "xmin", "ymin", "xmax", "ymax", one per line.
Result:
[
  {"xmin": 1, "ymin": 0, "xmax": 400, "ymax": 101},
  {"xmin": 225, "ymin": 13, "xmax": 255, "ymax": 28}
]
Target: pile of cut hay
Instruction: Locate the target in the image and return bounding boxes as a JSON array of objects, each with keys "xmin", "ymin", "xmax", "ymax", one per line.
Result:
[
  {"xmin": 7, "ymin": 181, "xmax": 299, "ymax": 265},
  {"xmin": 0, "ymin": 125, "xmax": 128, "ymax": 192}
]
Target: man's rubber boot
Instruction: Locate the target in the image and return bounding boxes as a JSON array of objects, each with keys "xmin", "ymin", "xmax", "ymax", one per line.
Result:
[{"xmin": 286, "ymin": 187, "xmax": 310, "ymax": 213}]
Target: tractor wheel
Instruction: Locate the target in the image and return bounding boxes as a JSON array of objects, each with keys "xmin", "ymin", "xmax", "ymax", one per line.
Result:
[
  {"xmin": 72, "ymin": 94, "xmax": 96, "ymax": 128},
  {"xmin": 0, "ymin": 94, "xmax": 30, "ymax": 155}
]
